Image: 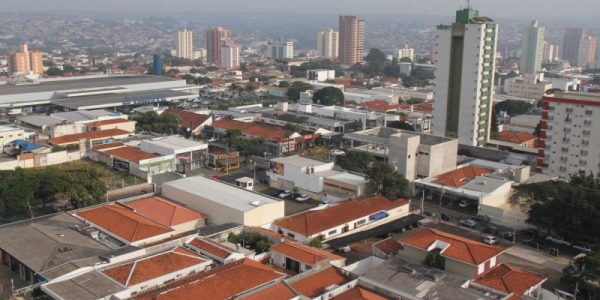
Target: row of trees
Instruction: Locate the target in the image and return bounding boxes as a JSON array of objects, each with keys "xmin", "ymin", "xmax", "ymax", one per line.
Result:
[
  {"xmin": 133, "ymin": 111, "xmax": 182, "ymax": 134},
  {"xmin": 0, "ymin": 167, "xmax": 107, "ymax": 215},
  {"xmin": 222, "ymin": 129, "xmax": 265, "ymax": 156},
  {"xmin": 289, "ymin": 59, "xmax": 344, "ymax": 78},
  {"xmin": 364, "ymin": 48, "xmax": 433, "ymax": 87}
]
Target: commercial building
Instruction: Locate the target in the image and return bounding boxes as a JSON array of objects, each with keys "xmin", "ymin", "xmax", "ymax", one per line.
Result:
[
  {"xmin": 152, "ymin": 54, "xmax": 163, "ymax": 76},
  {"xmin": 537, "ymin": 92, "xmax": 600, "ymax": 179},
  {"xmin": 272, "ymin": 195, "xmax": 410, "ymax": 242},
  {"xmin": 206, "ymin": 26, "xmax": 231, "ymax": 65},
  {"xmin": 19, "ymin": 110, "xmax": 130, "ymax": 138},
  {"xmin": 338, "ymin": 15, "xmax": 364, "ymax": 65},
  {"xmin": 577, "ymin": 36, "xmax": 597, "ymax": 67},
  {"xmin": 162, "ymin": 176, "xmax": 285, "ymax": 226},
  {"xmin": 562, "ymin": 28, "xmax": 585, "ymax": 65},
  {"xmin": 344, "ymin": 127, "xmax": 458, "ymax": 181},
  {"xmin": 8, "ymin": 44, "xmax": 44, "ymax": 75},
  {"xmin": 317, "ymin": 28, "xmax": 339, "ymax": 58},
  {"xmin": 47, "ymin": 128, "xmax": 131, "ymax": 146},
  {"xmin": 91, "ymin": 144, "xmax": 174, "ymax": 181},
  {"xmin": 176, "ymin": 29, "xmax": 193, "ymax": 60},
  {"xmin": 520, "ymin": 21, "xmax": 545, "ymax": 74},
  {"xmin": 140, "ymin": 135, "xmax": 208, "ymax": 173},
  {"xmin": 268, "ymin": 155, "xmax": 368, "ymax": 201},
  {"xmin": 395, "ymin": 44, "xmax": 415, "ymax": 61},
  {"xmin": 307, "ymin": 69, "xmax": 335, "ymax": 82},
  {"xmin": 542, "ymin": 41, "xmax": 559, "ymax": 62},
  {"xmin": 504, "ymin": 73, "xmax": 552, "ymax": 100},
  {"xmin": 432, "ymin": 7, "xmax": 498, "ymax": 146},
  {"xmin": 220, "ymin": 42, "xmax": 240, "ymax": 70},
  {"xmin": 266, "ymin": 39, "xmax": 294, "ymax": 60}
]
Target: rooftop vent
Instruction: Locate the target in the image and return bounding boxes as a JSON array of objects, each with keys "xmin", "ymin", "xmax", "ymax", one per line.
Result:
[{"xmin": 250, "ymin": 200, "xmax": 261, "ymax": 207}]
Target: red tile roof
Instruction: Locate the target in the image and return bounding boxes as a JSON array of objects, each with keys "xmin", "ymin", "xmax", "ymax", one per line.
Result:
[
  {"xmin": 330, "ymin": 287, "xmax": 389, "ymax": 300},
  {"xmin": 373, "ymin": 238, "xmax": 403, "ymax": 255},
  {"xmin": 47, "ymin": 129, "xmax": 130, "ymax": 145},
  {"xmin": 412, "ymin": 102, "xmax": 433, "ymax": 113},
  {"xmin": 271, "ymin": 241, "xmax": 344, "ymax": 266},
  {"xmin": 359, "ymin": 100, "xmax": 400, "ymax": 112},
  {"xmin": 274, "ymin": 196, "xmax": 409, "ymax": 236},
  {"xmin": 86, "ymin": 118, "xmax": 132, "ymax": 128},
  {"xmin": 434, "ymin": 166, "xmax": 491, "ymax": 188},
  {"xmin": 102, "ymin": 247, "xmax": 206, "ymax": 286},
  {"xmin": 475, "ymin": 264, "xmax": 545, "ymax": 296},
  {"xmin": 77, "ymin": 203, "xmax": 172, "ymax": 242},
  {"xmin": 290, "ymin": 267, "xmax": 349, "ymax": 298},
  {"xmin": 188, "ymin": 237, "xmax": 235, "ymax": 260},
  {"xmin": 399, "ymin": 228, "xmax": 504, "ymax": 265},
  {"xmin": 134, "ymin": 259, "xmax": 284, "ymax": 300},
  {"xmin": 212, "ymin": 119, "xmax": 293, "ymax": 141},
  {"xmin": 162, "ymin": 108, "xmax": 210, "ymax": 131},
  {"xmin": 104, "ymin": 146, "xmax": 160, "ymax": 163},
  {"xmin": 124, "ymin": 196, "xmax": 205, "ymax": 227},
  {"xmin": 497, "ymin": 131, "xmax": 537, "ymax": 144},
  {"xmin": 242, "ymin": 282, "xmax": 296, "ymax": 300}
]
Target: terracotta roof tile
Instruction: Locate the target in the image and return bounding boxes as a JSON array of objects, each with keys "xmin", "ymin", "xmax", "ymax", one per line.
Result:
[
  {"xmin": 134, "ymin": 258, "xmax": 284, "ymax": 300},
  {"xmin": 271, "ymin": 241, "xmax": 344, "ymax": 266},
  {"xmin": 274, "ymin": 196, "xmax": 409, "ymax": 236},
  {"xmin": 399, "ymin": 228, "xmax": 504, "ymax": 265},
  {"xmin": 212, "ymin": 119, "xmax": 293, "ymax": 141},
  {"xmin": 47, "ymin": 128, "xmax": 130, "ymax": 145},
  {"xmin": 162, "ymin": 108, "xmax": 210, "ymax": 131},
  {"xmin": 125, "ymin": 196, "xmax": 205, "ymax": 227},
  {"xmin": 188, "ymin": 237, "xmax": 235, "ymax": 260},
  {"xmin": 497, "ymin": 131, "xmax": 537, "ymax": 144},
  {"xmin": 104, "ymin": 146, "xmax": 160, "ymax": 163},
  {"xmin": 290, "ymin": 267, "xmax": 349, "ymax": 298},
  {"xmin": 475, "ymin": 264, "xmax": 545, "ymax": 295},
  {"xmin": 242, "ymin": 282, "xmax": 296, "ymax": 300},
  {"xmin": 103, "ymin": 247, "xmax": 206, "ymax": 286},
  {"xmin": 373, "ymin": 238, "xmax": 403, "ymax": 255},
  {"xmin": 434, "ymin": 166, "xmax": 491, "ymax": 188},
  {"xmin": 330, "ymin": 286, "xmax": 390, "ymax": 300},
  {"xmin": 77, "ymin": 203, "xmax": 172, "ymax": 242},
  {"xmin": 359, "ymin": 100, "xmax": 400, "ymax": 112}
]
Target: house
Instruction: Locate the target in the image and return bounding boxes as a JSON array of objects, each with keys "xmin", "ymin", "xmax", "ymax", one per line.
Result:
[
  {"xmin": 139, "ymin": 135, "xmax": 208, "ymax": 173},
  {"xmin": 270, "ymin": 240, "xmax": 345, "ymax": 273},
  {"xmin": 161, "ymin": 108, "xmax": 212, "ymax": 136},
  {"xmin": 495, "ymin": 131, "xmax": 537, "ymax": 148},
  {"xmin": 186, "ymin": 237, "xmax": 245, "ymax": 264},
  {"xmin": 470, "ymin": 263, "xmax": 547, "ymax": 299},
  {"xmin": 121, "ymin": 196, "xmax": 206, "ymax": 232},
  {"xmin": 287, "ymin": 266, "xmax": 353, "ymax": 299},
  {"xmin": 272, "ymin": 196, "xmax": 410, "ymax": 242},
  {"xmin": 268, "ymin": 155, "xmax": 368, "ymax": 201},
  {"xmin": 372, "ymin": 238, "xmax": 403, "ymax": 259},
  {"xmin": 46, "ymin": 128, "xmax": 131, "ymax": 146},
  {"xmin": 397, "ymin": 228, "xmax": 504, "ymax": 278},
  {"xmin": 162, "ymin": 176, "xmax": 285, "ymax": 226}
]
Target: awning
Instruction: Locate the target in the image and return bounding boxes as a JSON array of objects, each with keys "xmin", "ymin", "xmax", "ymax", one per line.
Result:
[{"xmin": 369, "ymin": 211, "xmax": 389, "ymax": 221}]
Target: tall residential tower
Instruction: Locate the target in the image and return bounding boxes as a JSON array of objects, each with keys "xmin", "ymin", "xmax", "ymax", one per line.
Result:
[
  {"xmin": 317, "ymin": 29, "xmax": 339, "ymax": 58},
  {"xmin": 562, "ymin": 28, "xmax": 585, "ymax": 65},
  {"xmin": 176, "ymin": 29, "xmax": 194, "ymax": 60},
  {"xmin": 8, "ymin": 44, "xmax": 44, "ymax": 75},
  {"xmin": 338, "ymin": 16, "xmax": 364, "ymax": 66},
  {"xmin": 520, "ymin": 21, "xmax": 545, "ymax": 74},
  {"xmin": 432, "ymin": 8, "xmax": 498, "ymax": 147},
  {"xmin": 206, "ymin": 27, "xmax": 231, "ymax": 65}
]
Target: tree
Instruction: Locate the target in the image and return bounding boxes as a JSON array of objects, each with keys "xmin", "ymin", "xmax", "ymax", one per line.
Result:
[
  {"xmin": 286, "ymin": 81, "xmax": 313, "ymax": 101},
  {"xmin": 387, "ymin": 121, "xmax": 415, "ymax": 131},
  {"xmin": 62, "ymin": 64, "xmax": 76, "ymax": 73},
  {"xmin": 494, "ymin": 99, "xmax": 533, "ymax": 117},
  {"xmin": 46, "ymin": 67, "xmax": 64, "ymax": 76},
  {"xmin": 424, "ymin": 248, "xmax": 445, "ymax": 269},
  {"xmin": 312, "ymin": 87, "xmax": 344, "ymax": 106},
  {"xmin": 562, "ymin": 248, "xmax": 600, "ymax": 299},
  {"xmin": 278, "ymin": 81, "xmax": 290, "ymax": 88},
  {"xmin": 308, "ymin": 238, "xmax": 323, "ymax": 249},
  {"xmin": 366, "ymin": 161, "xmax": 409, "ymax": 199},
  {"xmin": 134, "ymin": 112, "xmax": 182, "ymax": 134},
  {"xmin": 365, "ymin": 48, "xmax": 388, "ymax": 77},
  {"xmin": 336, "ymin": 151, "xmax": 375, "ymax": 174}
]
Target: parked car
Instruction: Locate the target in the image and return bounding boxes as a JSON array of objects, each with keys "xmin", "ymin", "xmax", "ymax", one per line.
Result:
[
  {"xmin": 458, "ymin": 199, "xmax": 469, "ymax": 208},
  {"xmin": 210, "ymin": 175, "xmax": 221, "ymax": 180},
  {"xmin": 330, "ymin": 149, "xmax": 346, "ymax": 156},
  {"xmin": 546, "ymin": 235, "xmax": 572, "ymax": 246},
  {"xmin": 483, "ymin": 225, "xmax": 498, "ymax": 235},
  {"xmin": 278, "ymin": 190, "xmax": 294, "ymax": 199},
  {"xmin": 483, "ymin": 235, "xmax": 499, "ymax": 245},
  {"xmin": 295, "ymin": 194, "xmax": 310, "ymax": 202},
  {"xmin": 459, "ymin": 219, "xmax": 478, "ymax": 228},
  {"xmin": 499, "ymin": 231, "xmax": 515, "ymax": 241},
  {"xmin": 572, "ymin": 242, "xmax": 592, "ymax": 253},
  {"xmin": 518, "ymin": 228, "xmax": 538, "ymax": 238},
  {"xmin": 440, "ymin": 213, "xmax": 450, "ymax": 221},
  {"xmin": 474, "ymin": 214, "xmax": 491, "ymax": 223}
]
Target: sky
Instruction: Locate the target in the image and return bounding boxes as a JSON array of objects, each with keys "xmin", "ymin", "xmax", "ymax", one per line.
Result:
[{"xmin": 3, "ymin": 0, "xmax": 600, "ymax": 18}]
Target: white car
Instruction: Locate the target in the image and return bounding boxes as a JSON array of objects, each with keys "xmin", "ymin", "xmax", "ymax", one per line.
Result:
[
  {"xmin": 459, "ymin": 219, "xmax": 478, "ymax": 228},
  {"xmin": 278, "ymin": 190, "xmax": 293, "ymax": 199},
  {"xmin": 483, "ymin": 235, "xmax": 499, "ymax": 245},
  {"xmin": 295, "ymin": 194, "xmax": 310, "ymax": 202},
  {"xmin": 546, "ymin": 235, "xmax": 571, "ymax": 246},
  {"xmin": 330, "ymin": 149, "xmax": 345, "ymax": 156}
]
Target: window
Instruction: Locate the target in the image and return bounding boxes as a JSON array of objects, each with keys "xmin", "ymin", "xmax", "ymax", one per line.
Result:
[
  {"xmin": 328, "ymin": 229, "xmax": 337, "ymax": 235},
  {"xmin": 355, "ymin": 219, "xmax": 367, "ymax": 227},
  {"xmin": 287, "ymin": 232, "xmax": 295, "ymax": 238}
]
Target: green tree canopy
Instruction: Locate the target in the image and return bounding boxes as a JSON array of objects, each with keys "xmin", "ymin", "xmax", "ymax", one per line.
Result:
[
  {"xmin": 312, "ymin": 87, "xmax": 345, "ymax": 106},
  {"xmin": 336, "ymin": 151, "xmax": 376, "ymax": 174},
  {"xmin": 387, "ymin": 121, "xmax": 415, "ymax": 131},
  {"xmin": 495, "ymin": 99, "xmax": 533, "ymax": 116},
  {"xmin": 134, "ymin": 112, "xmax": 182, "ymax": 134},
  {"xmin": 365, "ymin": 48, "xmax": 388, "ymax": 77},
  {"xmin": 562, "ymin": 247, "xmax": 600, "ymax": 298},
  {"xmin": 366, "ymin": 161, "xmax": 410, "ymax": 199},
  {"xmin": 286, "ymin": 81, "xmax": 313, "ymax": 101}
]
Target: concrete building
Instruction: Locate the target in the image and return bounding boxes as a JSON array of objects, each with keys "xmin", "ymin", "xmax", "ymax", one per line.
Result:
[
  {"xmin": 537, "ymin": 92, "xmax": 600, "ymax": 180},
  {"xmin": 268, "ymin": 155, "xmax": 368, "ymax": 201},
  {"xmin": 0, "ymin": 125, "xmax": 26, "ymax": 149},
  {"xmin": 91, "ymin": 144, "xmax": 174, "ymax": 182},
  {"xmin": 395, "ymin": 44, "xmax": 415, "ymax": 61},
  {"xmin": 504, "ymin": 73, "xmax": 552, "ymax": 100},
  {"xmin": 140, "ymin": 135, "xmax": 208, "ymax": 173},
  {"xmin": 542, "ymin": 41, "xmax": 559, "ymax": 62},
  {"xmin": 177, "ymin": 29, "xmax": 193, "ymax": 60},
  {"xmin": 152, "ymin": 53, "xmax": 163, "ymax": 76},
  {"xmin": 317, "ymin": 28, "xmax": 339, "ymax": 58},
  {"xmin": 307, "ymin": 69, "xmax": 335, "ymax": 82},
  {"xmin": 432, "ymin": 8, "xmax": 498, "ymax": 146},
  {"xmin": 562, "ymin": 28, "xmax": 585, "ymax": 65},
  {"xmin": 344, "ymin": 127, "xmax": 458, "ymax": 181},
  {"xmin": 207, "ymin": 26, "xmax": 231, "ymax": 65},
  {"xmin": 8, "ymin": 44, "xmax": 44, "ymax": 75},
  {"xmin": 273, "ymin": 196, "xmax": 410, "ymax": 242},
  {"xmin": 266, "ymin": 39, "xmax": 294, "ymax": 60},
  {"xmin": 270, "ymin": 241, "xmax": 345, "ymax": 273},
  {"xmin": 577, "ymin": 36, "xmax": 597, "ymax": 67},
  {"xmin": 220, "ymin": 43, "xmax": 241, "ymax": 70},
  {"xmin": 520, "ymin": 21, "xmax": 545, "ymax": 74},
  {"xmin": 162, "ymin": 176, "xmax": 285, "ymax": 226},
  {"xmin": 338, "ymin": 15, "xmax": 364, "ymax": 65}
]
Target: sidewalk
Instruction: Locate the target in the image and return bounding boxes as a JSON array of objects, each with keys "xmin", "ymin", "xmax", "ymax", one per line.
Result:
[{"xmin": 504, "ymin": 245, "xmax": 569, "ymax": 272}]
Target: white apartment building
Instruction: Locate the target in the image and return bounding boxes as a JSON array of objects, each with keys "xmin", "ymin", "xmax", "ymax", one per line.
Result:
[
  {"xmin": 395, "ymin": 45, "xmax": 415, "ymax": 61},
  {"xmin": 177, "ymin": 29, "xmax": 193, "ymax": 60},
  {"xmin": 220, "ymin": 44, "xmax": 240, "ymax": 70},
  {"xmin": 432, "ymin": 8, "xmax": 498, "ymax": 147},
  {"xmin": 542, "ymin": 42, "xmax": 559, "ymax": 62},
  {"xmin": 520, "ymin": 21, "xmax": 544, "ymax": 74},
  {"xmin": 537, "ymin": 92, "xmax": 600, "ymax": 180},
  {"xmin": 267, "ymin": 40, "xmax": 294, "ymax": 60},
  {"xmin": 307, "ymin": 69, "xmax": 336, "ymax": 82},
  {"xmin": 504, "ymin": 73, "xmax": 552, "ymax": 100},
  {"xmin": 317, "ymin": 29, "xmax": 339, "ymax": 58}
]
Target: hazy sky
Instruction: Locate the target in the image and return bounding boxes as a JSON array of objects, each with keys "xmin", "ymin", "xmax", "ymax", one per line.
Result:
[{"xmin": 3, "ymin": 0, "xmax": 600, "ymax": 18}]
